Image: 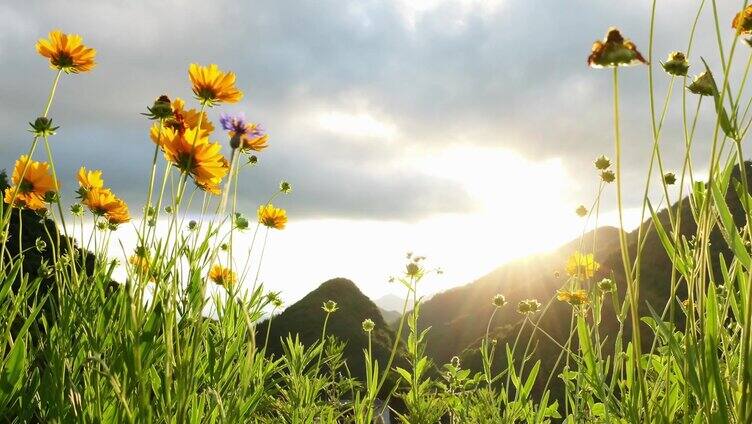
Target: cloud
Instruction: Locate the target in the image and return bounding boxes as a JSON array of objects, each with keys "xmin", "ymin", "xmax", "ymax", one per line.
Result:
[{"xmin": 0, "ymin": 0, "xmax": 746, "ymax": 222}]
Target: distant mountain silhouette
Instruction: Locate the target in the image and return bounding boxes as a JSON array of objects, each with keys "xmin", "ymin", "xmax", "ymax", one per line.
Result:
[
  {"xmin": 374, "ymin": 293, "xmax": 406, "ymax": 312},
  {"xmin": 257, "ymin": 278, "xmax": 396, "ymax": 379},
  {"xmin": 378, "ymin": 307, "xmax": 401, "ymax": 325}
]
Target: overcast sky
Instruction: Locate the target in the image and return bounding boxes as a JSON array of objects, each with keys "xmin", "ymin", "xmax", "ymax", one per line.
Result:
[{"xmin": 1, "ymin": 0, "xmax": 748, "ymax": 302}]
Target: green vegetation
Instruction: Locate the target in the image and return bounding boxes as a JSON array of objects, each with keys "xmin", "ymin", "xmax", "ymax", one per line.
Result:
[{"xmin": 7, "ymin": 2, "xmax": 752, "ymax": 422}]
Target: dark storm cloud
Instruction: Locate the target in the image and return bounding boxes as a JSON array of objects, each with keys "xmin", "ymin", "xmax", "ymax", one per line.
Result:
[{"xmin": 0, "ymin": 0, "xmax": 746, "ymax": 219}]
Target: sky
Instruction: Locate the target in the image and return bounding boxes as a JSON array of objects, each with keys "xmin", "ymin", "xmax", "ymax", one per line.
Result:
[{"xmin": 0, "ymin": 0, "xmax": 748, "ymax": 304}]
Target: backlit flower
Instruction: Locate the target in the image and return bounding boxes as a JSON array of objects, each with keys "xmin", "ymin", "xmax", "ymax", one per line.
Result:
[
  {"xmin": 557, "ymin": 289, "xmax": 589, "ymax": 306},
  {"xmin": 209, "ymin": 264, "xmax": 237, "ymax": 287},
  {"xmin": 566, "ymin": 251, "xmax": 600, "ymax": 279},
  {"xmin": 492, "ymin": 294, "xmax": 507, "ymax": 308},
  {"xmin": 576, "ymin": 205, "xmax": 588, "ymax": 217},
  {"xmin": 257, "ymin": 204, "xmax": 287, "ymax": 230},
  {"xmin": 3, "ymin": 155, "xmax": 58, "ymax": 211},
  {"xmin": 322, "ymin": 300, "xmax": 339, "ymax": 313},
  {"xmin": 663, "ymin": 172, "xmax": 676, "ymax": 185},
  {"xmin": 733, "ymin": 5, "xmax": 752, "ymax": 35},
  {"xmin": 597, "ymin": 278, "xmax": 615, "ymax": 293},
  {"xmin": 219, "ymin": 113, "xmax": 269, "ymax": 151},
  {"xmin": 77, "ymin": 167, "xmax": 104, "ymax": 196},
  {"xmin": 157, "ymin": 126, "xmax": 230, "ymax": 195},
  {"xmin": 517, "ymin": 299, "xmax": 541, "ymax": 315},
  {"xmin": 189, "ymin": 63, "xmax": 243, "ymax": 106},
  {"xmin": 36, "ymin": 30, "xmax": 96, "ymax": 73},
  {"xmin": 588, "ymin": 27, "xmax": 647, "ymax": 68},
  {"xmin": 687, "ymin": 71, "xmax": 715, "ymax": 96},
  {"xmin": 362, "ymin": 318, "xmax": 375, "ymax": 332},
  {"xmin": 82, "ymin": 188, "xmax": 131, "ymax": 225},
  {"xmin": 594, "ymin": 155, "xmax": 611, "ymax": 170},
  {"xmin": 600, "ymin": 170, "xmax": 615, "ymax": 183},
  {"xmin": 661, "ymin": 51, "xmax": 689, "ymax": 76}
]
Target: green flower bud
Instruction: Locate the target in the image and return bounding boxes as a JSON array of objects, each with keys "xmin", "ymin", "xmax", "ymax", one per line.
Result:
[
  {"xmin": 28, "ymin": 117, "xmax": 59, "ymax": 138},
  {"xmin": 142, "ymin": 95, "xmax": 174, "ymax": 120},
  {"xmin": 35, "ymin": 238, "xmax": 47, "ymax": 253},
  {"xmin": 600, "ymin": 170, "xmax": 615, "ymax": 183},
  {"xmin": 663, "ymin": 172, "xmax": 677, "ymax": 185},
  {"xmin": 594, "ymin": 155, "xmax": 611, "ymax": 170},
  {"xmin": 492, "ymin": 294, "xmax": 507, "ymax": 308},
  {"xmin": 322, "ymin": 300, "xmax": 338, "ymax": 314},
  {"xmin": 661, "ymin": 51, "xmax": 689, "ymax": 76},
  {"xmin": 362, "ymin": 318, "xmax": 375, "ymax": 332},
  {"xmin": 687, "ymin": 71, "xmax": 715, "ymax": 96},
  {"xmin": 576, "ymin": 205, "xmax": 588, "ymax": 217}
]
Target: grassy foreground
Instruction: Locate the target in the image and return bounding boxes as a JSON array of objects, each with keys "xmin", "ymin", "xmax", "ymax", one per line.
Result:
[{"xmin": 5, "ymin": 2, "xmax": 752, "ymax": 422}]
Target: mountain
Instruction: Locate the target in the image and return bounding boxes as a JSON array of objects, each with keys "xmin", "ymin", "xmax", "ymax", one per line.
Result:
[
  {"xmin": 378, "ymin": 307, "xmax": 401, "ymax": 325},
  {"xmin": 374, "ymin": 293, "xmax": 406, "ymax": 312},
  {"xmin": 257, "ymin": 278, "xmax": 396, "ymax": 379}
]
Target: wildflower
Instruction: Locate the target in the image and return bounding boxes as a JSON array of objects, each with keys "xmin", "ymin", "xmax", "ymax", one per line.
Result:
[
  {"xmin": 76, "ymin": 167, "xmax": 104, "ymax": 196},
  {"xmin": 82, "ymin": 188, "xmax": 130, "ymax": 225},
  {"xmin": 279, "ymin": 180, "xmax": 292, "ymax": 194},
  {"xmin": 733, "ymin": 5, "xmax": 752, "ymax": 35},
  {"xmin": 70, "ymin": 203, "xmax": 84, "ymax": 216},
  {"xmin": 219, "ymin": 113, "xmax": 269, "ymax": 152},
  {"xmin": 661, "ymin": 52, "xmax": 689, "ymax": 76},
  {"xmin": 220, "ymin": 243, "xmax": 229, "ymax": 251},
  {"xmin": 492, "ymin": 294, "xmax": 507, "ymax": 308},
  {"xmin": 687, "ymin": 71, "xmax": 715, "ymax": 96},
  {"xmin": 188, "ymin": 63, "xmax": 243, "ymax": 106},
  {"xmin": 322, "ymin": 300, "xmax": 338, "ymax": 314},
  {"xmin": 517, "ymin": 299, "xmax": 541, "ymax": 315},
  {"xmin": 587, "ymin": 27, "xmax": 647, "ymax": 68},
  {"xmin": 663, "ymin": 172, "xmax": 677, "ymax": 185},
  {"xmin": 600, "ymin": 170, "xmax": 615, "ymax": 183},
  {"xmin": 406, "ymin": 262, "xmax": 421, "ymax": 277},
  {"xmin": 209, "ymin": 264, "xmax": 237, "ymax": 287},
  {"xmin": 362, "ymin": 318, "xmax": 375, "ymax": 333},
  {"xmin": 188, "ymin": 220, "xmax": 198, "ymax": 231},
  {"xmin": 3, "ymin": 155, "xmax": 58, "ymax": 211},
  {"xmin": 143, "ymin": 95, "xmax": 174, "ymax": 120},
  {"xmin": 36, "ymin": 30, "xmax": 96, "ymax": 73},
  {"xmin": 267, "ymin": 292, "xmax": 283, "ymax": 308},
  {"xmin": 248, "ymin": 155, "xmax": 258, "ymax": 165},
  {"xmin": 35, "ymin": 238, "xmax": 47, "ymax": 253},
  {"xmin": 597, "ymin": 278, "xmax": 615, "ymax": 293},
  {"xmin": 157, "ymin": 126, "xmax": 230, "ymax": 194},
  {"xmin": 129, "ymin": 255, "xmax": 153, "ymax": 279},
  {"xmin": 158, "ymin": 98, "xmax": 214, "ymax": 138},
  {"xmin": 257, "ymin": 204, "xmax": 287, "ymax": 229},
  {"xmin": 566, "ymin": 252, "xmax": 600, "ymax": 279},
  {"xmin": 557, "ymin": 289, "xmax": 590, "ymax": 306},
  {"xmin": 594, "ymin": 155, "xmax": 611, "ymax": 170},
  {"xmin": 575, "ymin": 205, "xmax": 588, "ymax": 217},
  {"xmin": 29, "ymin": 117, "xmax": 59, "ymax": 138},
  {"xmin": 234, "ymin": 213, "xmax": 249, "ymax": 230}
]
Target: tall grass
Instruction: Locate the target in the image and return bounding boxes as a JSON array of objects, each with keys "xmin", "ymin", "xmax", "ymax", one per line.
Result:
[{"xmin": 4, "ymin": 2, "xmax": 752, "ymax": 422}]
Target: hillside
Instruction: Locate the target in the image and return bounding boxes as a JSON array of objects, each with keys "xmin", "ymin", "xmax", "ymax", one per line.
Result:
[{"xmin": 256, "ymin": 278, "xmax": 396, "ymax": 379}]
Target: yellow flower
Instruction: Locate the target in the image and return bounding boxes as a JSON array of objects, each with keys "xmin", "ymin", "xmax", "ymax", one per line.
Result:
[
  {"xmin": 257, "ymin": 204, "xmax": 288, "ymax": 230},
  {"xmin": 129, "ymin": 255, "xmax": 156, "ymax": 281},
  {"xmin": 565, "ymin": 252, "xmax": 600, "ymax": 279},
  {"xmin": 3, "ymin": 155, "xmax": 58, "ymax": 211},
  {"xmin": 77, "ymin": 167, "xmax": 104, "ymax": 193},
  {"xmin": 557, "ymin": 289, "xmax": 589, "ymax": 306},
  {"xmin": 209, "ymin": 264, "xmax": 237, "ymax": 287},
  {"xmin": 733, "ymin": 5, "xmax": 752, "ymax": 35},
  {"xmin": 36, "ymin": 30, "xmax": 96, "ymax": 73},
  {"xmin": 188, "ymin": 64, "xmax": 243, "ymax": 106},
  {"xmin": 82, "ymin": 188, "xmax": 130, "ymax": 225},
  {"xmin": 587, "ymin": 27, "xmax": 647, "ymax": 68},
  {"xmin": 158, "ymin": 126, "xmax": 230, "ymax": 195}
]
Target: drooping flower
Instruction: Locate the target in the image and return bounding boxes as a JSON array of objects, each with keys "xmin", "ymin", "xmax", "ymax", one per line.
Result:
[
  {"xmin": 661, "ymin": 51, "xmax": 689, "ymax": 76},
  {"xmin": 82, "ymin": 188, "xmax": 131, "ymax": 225},
  {"xmin": 209, "ymin": 264, "xmax": 237, "ymax": 287},
  {"xmin": 257, "ymin": 204, "xmax": 288, "ymax": 230},
  {"xmin": 687, "ymin": 71, "xmax": 716, "ymax": 96},
  {"xmin": 3, "ymin": 155, "xmax": 58, "ymax": 211},
  {"xmin": 587, "ymin": 27, "xmax": 647, "ymax": 68},
  {"xmin": 566, "ymin": 252, "xmax": 600, "ymax": 279},
  {"xmin": 557, "ymin": 289, "xmax": 590, "ymax": 306},
  {"xmin": 219, "ymin": 113, "xmax": 269, "ymax": 151},
  {"xmin": 36, "ymin": 30, "xmax": 96, "ymax": 73},
  {"xmin": 188, "ymin": 64, "xmax": 243, "ymax": 106}
]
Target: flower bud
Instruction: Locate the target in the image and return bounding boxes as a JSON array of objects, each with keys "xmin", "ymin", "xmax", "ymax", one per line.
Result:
[
  {"xmin": 594, "ymin": 155, "xmax": 611, "ymax": 170},
  {"xmin": 600, "ymin": 170, "xmax": 615, "ymax": 183},
  {"xmin": 687, "ymin": 71, "xmax": 715, "ymax": 96},
  {"xmin": 661, "ymin": 52, "xmax": 689, "ymax": 76},
  {"xmin": 492, "ymin": 294, "xmax": 507, "ymax": 308},
  {"xmin": 576, "ymin": 205, "xmax": 588, "ymax": 217},
  {"xmin": 28, "ymin": 117, "xmax": 59, "ymax": 138},
  {"xmin": 663, "ymin": 172, "xmax": 677, "ymax": 185},
  {"xmin": 322, "ymin": 300, "xmax": 338, "ymax": 314},
  {"xmin": 362, "ymin": 318, "xmax": 375, "ymax": 332}
]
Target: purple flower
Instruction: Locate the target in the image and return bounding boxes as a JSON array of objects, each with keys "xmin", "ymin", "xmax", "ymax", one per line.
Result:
[{"xmin": 219, "ymin": 113, "xmax": 248, "ymax": 134}]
